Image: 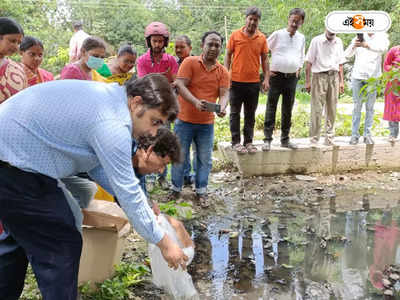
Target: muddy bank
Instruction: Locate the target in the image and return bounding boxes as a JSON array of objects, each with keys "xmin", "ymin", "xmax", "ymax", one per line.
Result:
[{"xmin": 121, "ymin": 169, "xmax": 400, "ymax": 299}]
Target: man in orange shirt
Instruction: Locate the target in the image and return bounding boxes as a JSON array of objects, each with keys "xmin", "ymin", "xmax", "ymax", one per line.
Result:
[
  {"xmin": 225, "ymin": 6, "xmax": 270, "ymax": 154},
  {"xmin": 171, "ymin": 31, "xmax": 229, "ymax": 207}
]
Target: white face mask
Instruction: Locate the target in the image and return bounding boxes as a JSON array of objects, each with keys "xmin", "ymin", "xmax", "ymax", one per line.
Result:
[{"xmin": 86, "ymin": 55, "xmax": 104, "ymax": 70}]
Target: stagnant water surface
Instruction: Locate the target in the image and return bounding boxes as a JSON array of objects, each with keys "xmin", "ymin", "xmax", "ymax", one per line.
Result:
[{"xmin": 185, "ymin": 188, "xmax": 400, "ymax": 300}]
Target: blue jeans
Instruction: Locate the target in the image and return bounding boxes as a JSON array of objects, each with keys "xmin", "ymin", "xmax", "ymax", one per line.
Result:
[
  {"xmin": 183, "ymin": 142, "xmax": 196, "ymax": 183},
  {"xmin": 351, "ymin": 78, "xmax": 377, "ymax": 138},
  {"xmin": 146, "ymin": 166, "xmax": 168, "ymax": 183},
  {"xmin": 389, "ymin": 121, "xmax": 399, "ymax": 138},
  {"xmin": 171, "ymin": 119, "xmax": 214, "ymax": 194}
]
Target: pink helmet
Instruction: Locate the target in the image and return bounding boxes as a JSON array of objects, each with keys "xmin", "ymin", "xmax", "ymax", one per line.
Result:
[
  {"xmin": 145, "ymin": 22, "xmax": 169, "ymax": 48},
  {"xmin": 145, "ymin": 22, "xmax": 169, "ymax": 38}
]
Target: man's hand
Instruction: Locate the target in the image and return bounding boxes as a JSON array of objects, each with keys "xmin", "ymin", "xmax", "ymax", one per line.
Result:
[
  {"xmin": 305, "ymin": 81, "xmax": 311, "ymax": 93},
  {"xmin": 165, "ymin": 215, "xmax": 195, "ymax": 249},
  {"xmin": 296, "ymin": 69, "xmax": 301, "ymax": 78},
  {"xmin": 194, "ymin": 99, "xmax": 208, "ymax": 112},
  {"xmin": 157, "ymin": 234, "xmax": 189, "ymax": 270},
  {"xmin": 261, "ymin": 78, "xmax": 270, "ymax": 92},
  {"xmin": 217, "ymin": 106, "xmax": 227, "ymax": 118},
  {"xmin": 354, "ymin": 41, "xmax": 368, "ymax": 49},
  {"xmin": 152, "ymin": 202, "xmax": 161, "ymax": 216},
  {"xmin": 339, "ymin": 82, "xmax": 345, "ymax": 94}
]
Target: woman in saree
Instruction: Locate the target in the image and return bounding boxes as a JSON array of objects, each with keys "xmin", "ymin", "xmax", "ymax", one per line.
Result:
[
  {"xmin": 92, "ymin": 44, "xmax": 136, "ymax": 85},
  {"xmin": 0, "ymin": 17, "xmax": 27, "ymax": 104},
  {"xmin": 20, "ymin": 36, "xmax": 53, "ymax": 86},
  {"xmin": 383, "ymin": 45, "xmax": 400, "ymax": 142}
]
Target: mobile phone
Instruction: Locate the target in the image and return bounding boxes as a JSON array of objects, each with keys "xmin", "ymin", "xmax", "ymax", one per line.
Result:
[
  {"xmin": 357, "ymin": 33, "xmax": 364, "ymax": 42},
  {"xmin": 204, "ymin": 101, "xmax": 221, "ymax": 113}
]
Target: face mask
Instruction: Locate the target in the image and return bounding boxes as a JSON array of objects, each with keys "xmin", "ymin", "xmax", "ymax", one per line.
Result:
[{"xmin": 86, "ymin": 55, "xmax": 104, "ymax": 70}]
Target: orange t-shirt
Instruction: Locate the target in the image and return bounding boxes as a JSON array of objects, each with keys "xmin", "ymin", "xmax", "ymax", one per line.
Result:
[
  {"xmin": 177, "ymin": 56, "xmax": 230, "ymax": 124},
  {"xmin": 227, "ymin": 27, "xmax": 268, "ymax": 83}
]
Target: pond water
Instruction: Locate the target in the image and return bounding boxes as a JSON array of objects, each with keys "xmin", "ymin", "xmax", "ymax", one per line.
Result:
[{"xmin": 186, "ymin": 187, "xmax": 400, "ymax": 300}]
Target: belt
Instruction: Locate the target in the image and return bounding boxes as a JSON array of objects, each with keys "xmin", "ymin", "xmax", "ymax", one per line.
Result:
[
  {"xmin": 275, "ymin": 71, "xmax": 297, "ymax": 78},
  {"xmin": 318, "ymin": 70, "xmax": 338, "ymax": 76}
]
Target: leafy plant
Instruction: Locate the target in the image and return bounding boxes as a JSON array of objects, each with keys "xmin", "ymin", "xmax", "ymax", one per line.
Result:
[
  {"xmin": 159, "ymin": 201, "xmax": 193, "ymax": 219},
  {"xmin": 360, "ymin": 66, "xmax": 400, "ymax": 98},
  {"xmin": 79, "ymin": 263, "xmax": 150, "ymax": 300}
]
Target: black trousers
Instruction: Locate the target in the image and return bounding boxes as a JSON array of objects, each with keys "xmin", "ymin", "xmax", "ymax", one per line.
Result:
[
  {"xmin": 229, "ymin": 81, "xmax": 260, "ymax": 145},
  {"xmin": 263, "ymin": 73, "xmax": 298, "ymax": 143},
  {"xmin": 0, "ymin": 162, "xmax": 82, "ymax": 300}
]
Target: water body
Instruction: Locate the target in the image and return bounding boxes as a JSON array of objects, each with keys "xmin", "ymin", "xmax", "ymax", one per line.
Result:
[{"xmin": 186, "ymin": 187, "xmax": 400, "ymax": 300}]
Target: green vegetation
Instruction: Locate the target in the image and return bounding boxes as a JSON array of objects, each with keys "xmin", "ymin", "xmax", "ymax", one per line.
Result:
[
  {"xmin": 21, "ymin": 266, "xmax": 41, "ymax": 300},
  {"xmin": 79, "ymin": 263, "xmax": 150, "ymax": 300},
  {"xmin": 361, "ymin": 65, "xmax": 400, "ymax": 97},
  {"xmin": 159, "ymin": 200, "xmax": 193, "ymax": 219}
]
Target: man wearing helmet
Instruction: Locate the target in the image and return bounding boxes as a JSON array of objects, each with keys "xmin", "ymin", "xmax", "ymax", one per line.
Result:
[
  {"xmin": 137, "ymin": 21, "xmax": 179, "ymax": 83},
  {"xmin": 136, "ymin": 22, "xmax": 179, "ymax": 192}
]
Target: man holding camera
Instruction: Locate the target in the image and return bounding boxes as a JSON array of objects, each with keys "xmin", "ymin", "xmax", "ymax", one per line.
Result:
[
  {"xmin": 344, "ymin": 32, "xmax": 389, "ymax": 145},
  {"xmin": 170, "ymin": 31, "xmax": 229, "ymax": 208}
]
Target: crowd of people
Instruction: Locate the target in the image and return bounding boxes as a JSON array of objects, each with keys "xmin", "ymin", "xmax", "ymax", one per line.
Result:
[{"xmin": 0, "ymin": 5, "xmax": 399, "ymax": 299}]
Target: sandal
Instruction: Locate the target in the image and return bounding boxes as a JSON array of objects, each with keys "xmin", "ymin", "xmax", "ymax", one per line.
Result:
[
  {"xmin": 196, "ymin": 193, "xmax": 210, "ymax": 208},
  {"xmin": 245, "ymin": 143, "xmax": 257, "ymax": 154},
  {"xmin": 233, "ymin": 143, "xmax": 247, "ymax": 155}
]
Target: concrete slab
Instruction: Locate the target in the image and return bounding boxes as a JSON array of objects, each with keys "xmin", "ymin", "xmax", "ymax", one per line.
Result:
[{"xmin": 218, "ymin": 137, "xmax": 400, "ymax": 177}]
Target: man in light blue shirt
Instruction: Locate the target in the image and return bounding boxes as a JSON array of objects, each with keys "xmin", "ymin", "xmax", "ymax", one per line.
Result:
[{"xmin": 0, "ymin": 74, "xmax": 187, "ymax": 300}]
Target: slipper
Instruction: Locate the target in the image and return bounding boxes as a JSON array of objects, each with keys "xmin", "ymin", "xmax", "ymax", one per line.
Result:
[
  {"xmin": 196, "ymin": 194, "xmax": 210, "ymax": 208},
  {"xmin": 245, "ymin": 143, "xmax": 257, "ymax": 154},
  {"xmin": 233, "ymin": 143, "xmax": 247, "ymax": 155}
]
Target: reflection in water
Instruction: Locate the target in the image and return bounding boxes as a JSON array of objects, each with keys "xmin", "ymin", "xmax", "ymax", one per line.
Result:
[
  {"xmin": 208, "ymin": 223, "xmax": 230, "ymax": 298},
  {"xmin": 369, "ymin": 210, "xmax": 400, "ymax": 291},
  {"xmin": 340, "ymin": 211, "xmax": 368, "ymax": 299},
  {"xmin": 251, "ymin": 231, "xmax": 264, "ymax": 278},
  {"xmin": 269, "ymin": 222, "xmax": 280, "ymax": 266},
  {"xmin": 189, "ymin": 190, "xmax": 400, "ymax": 299}
]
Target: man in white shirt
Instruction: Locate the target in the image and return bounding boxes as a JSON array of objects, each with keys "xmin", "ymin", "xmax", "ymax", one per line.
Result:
[
  {"xmin": 344, "ymin": 33, "xmax": 389, "ymax": 145},
  {"xmin": 305, "ymin": 29, "xmax": 346, "ymax": 146},
  {"xmin": 262, "ymin": 8, "xmax": 305, "ymax": 151},
  {"xmin": 69, "ymin": 21, "xmax": 90, "ymax": 63}
]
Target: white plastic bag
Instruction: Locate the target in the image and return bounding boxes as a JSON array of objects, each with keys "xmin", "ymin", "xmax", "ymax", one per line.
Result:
[{"xmin": 148, "ymin": 214, "xmax": 199, "ymax": 300}]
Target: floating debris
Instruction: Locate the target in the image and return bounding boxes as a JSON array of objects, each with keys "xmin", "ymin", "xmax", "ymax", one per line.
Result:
[{"xmin": 295, "ymin": 175, "xmax": 316, "ymax": 181}]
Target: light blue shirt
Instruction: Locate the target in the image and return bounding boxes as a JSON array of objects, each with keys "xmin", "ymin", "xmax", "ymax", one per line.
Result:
[{"xmin": 0, "ymin": 80, "xmax": 164, "ymax": 244}]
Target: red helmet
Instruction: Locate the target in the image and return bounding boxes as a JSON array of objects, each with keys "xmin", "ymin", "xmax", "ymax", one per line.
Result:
[{"xmin": 145, "ymin": 22, "xmax": 169, "ymax": 38}]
